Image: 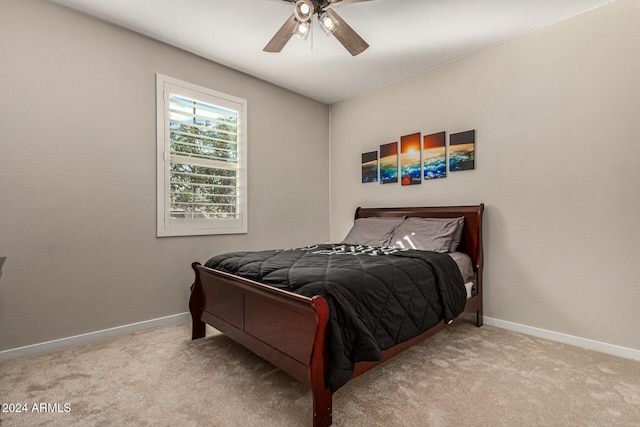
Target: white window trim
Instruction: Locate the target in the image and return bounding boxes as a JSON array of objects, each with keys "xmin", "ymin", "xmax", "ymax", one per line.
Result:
[{"xmin": 156, "ymin": 74, "xmax": 248, "ymax": 237}]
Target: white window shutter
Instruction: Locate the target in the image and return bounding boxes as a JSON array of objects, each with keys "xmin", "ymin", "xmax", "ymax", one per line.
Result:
[{"xmin": 156, "ymin": 74, "xmax": 247, "ymax": 236}]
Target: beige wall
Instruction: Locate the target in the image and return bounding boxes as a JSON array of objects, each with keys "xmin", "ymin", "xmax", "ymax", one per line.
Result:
[
  {"xmin": 0, "ymin": 0, "xmax": 329, "ymax": 350},
  {"xmin": 2, "ymin": 0, "xmax": 639, "ymax": 355},
  {"xmin": 330, "ymin": 0, "xmax": 640, "ymax": 350}
]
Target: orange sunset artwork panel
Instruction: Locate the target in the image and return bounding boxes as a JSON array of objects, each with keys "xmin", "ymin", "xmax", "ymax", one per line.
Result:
[{"xmin": 400, "ymin": 132, "xmax": 421, "ymax": 186}]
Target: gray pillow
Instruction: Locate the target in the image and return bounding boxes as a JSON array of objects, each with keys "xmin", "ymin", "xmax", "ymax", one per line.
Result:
[
  {"xmin": 341, "ymin": 217, "xmax": 405, "ymax": 247},
  {"xmin": 448, "ymin": 217, "xmax": 465, "ymax": 252},
  {"xmin": 389, "ymin": 217, "xmax": 461, "ymax": 252},
  {"xmin": 420, "ymin": 217, "xmax": 465, "ymax": 251}
]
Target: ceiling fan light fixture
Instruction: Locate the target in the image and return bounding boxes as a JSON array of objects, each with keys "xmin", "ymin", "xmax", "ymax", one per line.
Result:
[
  {"xmin": 293, "ymin": 20, "xmax": 311, "ymax": 40},
  {"xmin": 294, "ymin": 0, "xmax": 314, "ymax": 23},
  {"xmin": 319, "ymin": 11, "xmax": 339, "ymax": 35}
]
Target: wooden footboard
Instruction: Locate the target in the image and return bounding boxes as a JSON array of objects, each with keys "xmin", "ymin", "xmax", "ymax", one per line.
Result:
[{"xmin": 190, "ymin": 262, "xmax": 333, "ymax": 426}]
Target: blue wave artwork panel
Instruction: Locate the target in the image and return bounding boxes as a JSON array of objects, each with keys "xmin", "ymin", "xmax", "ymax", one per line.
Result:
[
  {"xmin": 361, "ymin": 151, "xmax": 378, "ymax": 183},
  {"xmin": 379, "ymin": 142, "xmax": 398, "ymax": 184},
  {"xmin": 423, "ymin": 131, "xmax": 447, "ymax": 180},
  {"xmin": 449, "ymin": 130, "xmax": 475, "ymax": 171}
]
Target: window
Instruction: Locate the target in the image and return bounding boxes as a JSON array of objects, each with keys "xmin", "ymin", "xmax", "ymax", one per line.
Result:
[{"xmin": 156, "ymin": 74, "xmax": 247, "ymax": 236}]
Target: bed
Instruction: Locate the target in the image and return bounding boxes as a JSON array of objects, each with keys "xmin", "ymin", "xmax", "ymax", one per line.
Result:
[{"xmin": 189, "ymin": 204, "xmax": 484, "ymax": 426}]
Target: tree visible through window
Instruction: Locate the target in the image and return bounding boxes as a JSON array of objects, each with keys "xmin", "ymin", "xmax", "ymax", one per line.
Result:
[
  {"xmin": 169, "ymin": 95, "xmax": 238, "ymax": 219},
  {"xmin": 157, "ymin": 75, "xmax": 247, "ymax": 236}
]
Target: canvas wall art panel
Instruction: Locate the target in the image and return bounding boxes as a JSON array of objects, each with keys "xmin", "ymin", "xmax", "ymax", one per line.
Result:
[
  {"xmin": 423, "ymin": 131, "xmax": 446, "ymax": 180},
  {"xmin": 379, "ymin": 142, "xmax": 398, "ymax": 184},
  {"xmin": 361, "ymin": 151, "xmax": 378, "ymax": 183},
  {"xmin": 449, "ymin": 130, "xmax": 475, "ymax": 171},
  {"xmin": 400, "ymin": 132, "xmax": 421, "ymax": 186}
]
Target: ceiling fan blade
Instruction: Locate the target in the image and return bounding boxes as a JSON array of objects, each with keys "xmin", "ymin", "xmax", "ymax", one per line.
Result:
[
  {"xmin": 264, "ymin": 14, "xmax": 297, "ymax": 53},
  {"xmin": 325, "ymin": 8, "xmax": 369, "ymax": 56}
]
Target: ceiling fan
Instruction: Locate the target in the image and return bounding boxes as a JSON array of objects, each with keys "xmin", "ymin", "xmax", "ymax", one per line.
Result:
[{"xmin": 264, "ymin": 0, "xmax": 372, "ymax": 56}]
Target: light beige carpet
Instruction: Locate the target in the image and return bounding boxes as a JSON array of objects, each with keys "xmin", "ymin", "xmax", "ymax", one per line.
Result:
[{"xmin": 1, "ymin": 320, "xmax": 639, "ymax": 426}]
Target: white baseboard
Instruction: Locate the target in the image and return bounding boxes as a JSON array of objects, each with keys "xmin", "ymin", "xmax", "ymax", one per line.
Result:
[
  {"xmin": 4, "ymin": 312, "xmax": 639, "ymax": 364},
  {"xmin": 481, "ymin": 315, "xmax": 640, "ymax": 362},
  {"xmin": 0, "ymin": 312, "xmax": 191, "ymax": 362}
]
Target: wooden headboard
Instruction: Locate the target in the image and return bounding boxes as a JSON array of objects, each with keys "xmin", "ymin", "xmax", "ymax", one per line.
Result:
[{"xmin": 354, "ymin": 204, "xmax": 485, "ymax": 272}]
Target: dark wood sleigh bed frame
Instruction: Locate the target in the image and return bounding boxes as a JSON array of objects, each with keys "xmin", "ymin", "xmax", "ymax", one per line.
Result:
[{"xmin": 189, "ymin": 204, "xmax": 484, "ymax": 426}]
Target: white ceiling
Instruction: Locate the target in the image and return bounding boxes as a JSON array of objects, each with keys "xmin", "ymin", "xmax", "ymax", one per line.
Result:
[{"xmin": 49, "ymin": 0, "xmax": 614, "ymax": 105}]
